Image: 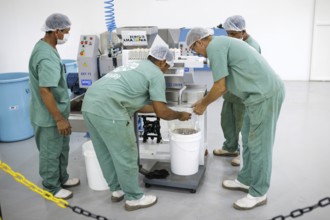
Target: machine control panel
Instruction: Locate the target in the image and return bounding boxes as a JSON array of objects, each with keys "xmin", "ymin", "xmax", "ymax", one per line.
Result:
[{"xmin": 77, "ymin": 35, "xmax": 99, "ymax": 88}]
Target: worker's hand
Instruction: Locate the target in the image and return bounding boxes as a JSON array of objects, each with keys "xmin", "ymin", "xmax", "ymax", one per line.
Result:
[
  {"xmin": 178, "ymin": 111, "xmax": 192, "ymax": 121},
  {"xmin": 56, "ymin": 119, "xmax": 72, "ymax": 136},
  {"xmin": 192, "ymin": 99, "xmax": 207, "ymax": 115}
]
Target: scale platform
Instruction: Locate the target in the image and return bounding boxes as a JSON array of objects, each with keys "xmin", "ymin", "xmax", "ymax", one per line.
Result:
[{"xmin": 143, "ymin": 161, "xmax": 206, "ymax": 193}]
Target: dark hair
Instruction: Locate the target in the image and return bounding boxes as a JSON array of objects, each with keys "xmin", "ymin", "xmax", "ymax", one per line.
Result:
[
  {"xmin": 45, "ymin": 29, "xmax": 66, "ymax": 34},
  {"xmin": 147, "ymin": 55, "xmax": 159, "ymax": 64},
  {"xmin": 217, "ymin": 24, "xmax": 224, "ymax": 29}
]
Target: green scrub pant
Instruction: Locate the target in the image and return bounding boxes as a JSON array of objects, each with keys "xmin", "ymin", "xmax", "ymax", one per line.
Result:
[
  {"xmin": 237, "ymin": 87, "xmax": 285, "ymax": 197},
  {"xmin": 82, "ymin": 112, "xmax": 144, "ymax": 200},
  {"xmin": 33, "ymin": 125, "xmax": 70, "ymax": 194},
  {"xmin": 221, "ymin": 92, "xmax": 245, "ymax": 152}
]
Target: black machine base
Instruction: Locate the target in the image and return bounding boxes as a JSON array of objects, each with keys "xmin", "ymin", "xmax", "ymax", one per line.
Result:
[{"xmin": 143, "ymin": 161, "xmax": 206, "ymax": 193}]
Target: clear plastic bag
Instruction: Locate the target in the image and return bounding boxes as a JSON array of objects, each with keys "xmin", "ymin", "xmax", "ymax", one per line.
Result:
[{"xmin": 168, "ymin": 107, "xmax": 200, "ymax": 132}]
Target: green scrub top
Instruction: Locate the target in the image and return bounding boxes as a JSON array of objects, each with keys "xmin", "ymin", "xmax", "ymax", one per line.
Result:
[
  {"xmin": 207, "ymin": 36, "xmax": 283, "ymax": 106},
  {"xmin": 82, "ymin": 60, "xmax": 167, "ymax": 120},
  {"xmin": 223, "ymin": 35, "xmax": 262, "ymax": 102},
  {"xmin": 29, "ymin": 40, "xmax": 70, "ymax": 127},
  {"xmin": 245, "ymin": 35, "xmax": 261, "ymax": 53}
]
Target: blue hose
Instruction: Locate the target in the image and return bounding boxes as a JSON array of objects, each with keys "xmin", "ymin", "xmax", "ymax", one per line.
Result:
[{"xmin": 104, "ymin": 0, "xmax": 117, "ymax": 42}]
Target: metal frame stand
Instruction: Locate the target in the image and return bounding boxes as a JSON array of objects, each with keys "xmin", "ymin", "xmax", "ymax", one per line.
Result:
[{"xmin": 135, "ymin": 113, "xmax": 206, "ymax": 193}]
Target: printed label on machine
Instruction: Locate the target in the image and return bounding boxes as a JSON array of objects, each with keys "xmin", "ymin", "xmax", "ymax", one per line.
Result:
[{"xmin": 121, "ymin": 31, "xmax": 148, "ymax": 46}]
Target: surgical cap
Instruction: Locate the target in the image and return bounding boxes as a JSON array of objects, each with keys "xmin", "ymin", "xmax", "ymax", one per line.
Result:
[
  {"xmin": 185, "ymin": 27, "xmax": 211, "ymax": 49},
  {"xmin": 41, "ymin": 13, "xmax": 71, "ymax": 32},
  {"xmin": 149, "ymin": 45, "xmax": 174, "ymax": 67},
  {"xmin": 223, "ymin": 15, "xmax": 246, "ymax": 31}
]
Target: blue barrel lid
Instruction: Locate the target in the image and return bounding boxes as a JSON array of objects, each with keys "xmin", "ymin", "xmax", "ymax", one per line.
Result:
[
  {"xmin": 0, "ymin": 72, "xmax": 29, "ymax": 84},
  {"xmin": 62, "ymin": 59, "xmax": 77, "ymax": 64}
]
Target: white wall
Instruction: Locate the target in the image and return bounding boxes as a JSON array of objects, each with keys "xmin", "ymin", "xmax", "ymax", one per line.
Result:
[
  {"xmin": 0, "ymin": 0, "xmax": 315, "ymax": 80},
  {"xmin": 310, "ymin": 0, "xmax": 330, "ymax": 80}
]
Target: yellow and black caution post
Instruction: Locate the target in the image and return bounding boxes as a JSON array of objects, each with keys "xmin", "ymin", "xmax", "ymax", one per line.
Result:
[
  {"xmin": 0, "ymin": 202, "xmax": 2, "ymax": 220},
  {"xmin": 0, "ymin": 160, "xmax": 110, "ymax": 220}
]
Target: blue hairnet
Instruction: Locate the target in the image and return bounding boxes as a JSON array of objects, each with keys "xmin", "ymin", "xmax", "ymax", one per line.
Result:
[
  {"xmin": 41, "ymin": 13, "xmax": 71, "ymax": 32},
  {"xmin": 223, "ymin": 15, "xmax": 246, "ymax": 31},
  {"xmin": 185, "ymin": 27, "xmax": 211, "ymax": 48},
  {"xmin": 149, "ymin": 45, "xmax": 174, "ymax": 67}
]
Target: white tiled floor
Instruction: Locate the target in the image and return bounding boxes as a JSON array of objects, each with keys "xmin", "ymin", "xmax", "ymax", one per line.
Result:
[{"xmin": 0, "ymin": 81, "xmax": 329, "ymax": 220}]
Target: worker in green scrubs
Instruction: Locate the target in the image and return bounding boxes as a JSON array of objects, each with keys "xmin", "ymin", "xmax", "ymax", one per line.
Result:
[
  {"xmin": 213, "ymin": 15, "xmax": 262, "ymax": 168},
  {"xmin": 29, "ymin": 13, "xmax": 80, "ymax": 200},
  {"xmin": 186, "ymin": 27, "xmax": 285, "ymax": 210},
  {"xmin": 82, "ymin": 45, "xmax": 191, "ymax": 211}
]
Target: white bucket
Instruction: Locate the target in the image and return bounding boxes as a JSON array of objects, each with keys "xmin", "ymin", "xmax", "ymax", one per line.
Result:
[
  {"xmin": 82, "ymin": 140, "xmax": 109, "ymax": 191},
  {"xmin": 169, "ymin": 129, "xmax": 201, "ymax": 176}
]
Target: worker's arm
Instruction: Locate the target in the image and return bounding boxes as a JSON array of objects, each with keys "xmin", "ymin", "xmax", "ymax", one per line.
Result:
[
  {"xmin": 152, "ymin": 101, "xmax": 191, "ymax": 121},
  {"xmin": 137, "ymin": 104, "xmax": 154, "ymax": 113},
  {"xmin": 39, "ymin": 87, "xmax": 71, "ymax": 135},
  {"xmin": 193, "ymin": 77, "xmax": 227, "ymax": 115}
]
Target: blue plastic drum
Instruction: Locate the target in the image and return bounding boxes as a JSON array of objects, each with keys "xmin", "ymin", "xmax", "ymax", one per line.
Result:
[
  {"xmin": 62, "ymin": 59, "xmax": 78, "ymax": 75},
  {"xmin": 0, "ymin": 72, "xmax": 34, "ymax": 142}
]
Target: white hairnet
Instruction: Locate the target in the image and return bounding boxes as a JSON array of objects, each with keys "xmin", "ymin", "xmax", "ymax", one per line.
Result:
[
  {"xmin": 165, "ymin": 51, "xmax": 174, "ymax": 68},
  {"xmin": 185, "ymin": 27, "xmax": 212, "ymax": 49},
  {"xmin": 149, "ymin": 45, "xmax": 174, "ymax": 67},
  {"xmin": 41, "ymin": 13, "xmax": 71, "ymax": 32},
  {"xmin": 223, "ymin": 15, "xmax": 246, "ymax": 31}
]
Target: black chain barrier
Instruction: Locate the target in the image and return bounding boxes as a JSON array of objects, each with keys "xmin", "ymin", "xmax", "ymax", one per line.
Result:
[
  {"xmin": 0, "ymin": 202, "xmax": 2, "ymax": 220},
  {"xmin": 66, "ymin": 204, "xmax": 111, "ymax": 220},
  {"xmin": 269, "ymin": 197, "xmax": 330, "ymax": 220}
]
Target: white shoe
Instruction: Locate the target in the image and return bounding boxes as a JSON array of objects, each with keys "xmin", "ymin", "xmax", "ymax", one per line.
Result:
[
  {"xmin": 54, "ymin": 189, "xmax": 73, "ymax": 200},
  {"xmin": 213, "ymin": 149, "xmax": 238, "ymax": 157},
  {"xmin": 62, "ymin": 178, "xmax": 80, "ymax": 188},
  {"xmin": 125, "ymin": 195, "xmax": 157, "ymax": 211},
  {"xmin": 233, "ymin": 194, "xmax": 267, "ymax": 210},
  {"xmin": 111, "ymin": 190, "xmax": 125, "ymax": 202},
  {"xmin": 231, "ymin": 155, "xmax": 240, "ymax": 166},
  {"xmin": 222, "ymin": 179, "xmax": 249, "ymax": 193}
]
